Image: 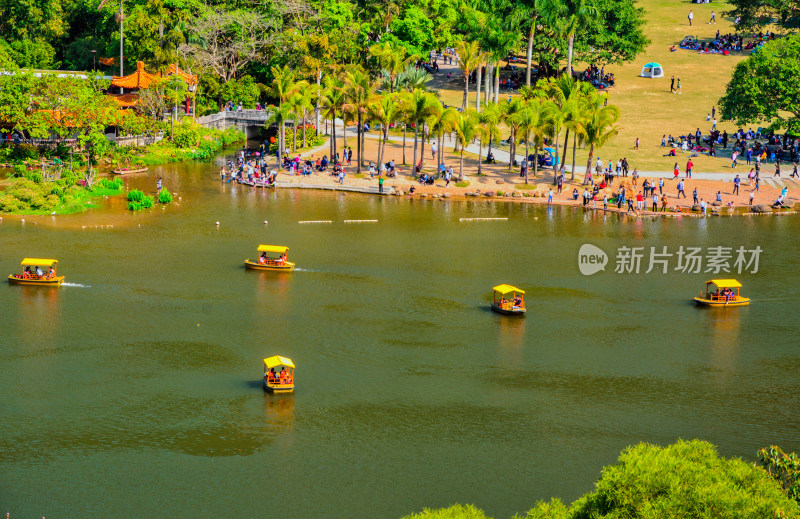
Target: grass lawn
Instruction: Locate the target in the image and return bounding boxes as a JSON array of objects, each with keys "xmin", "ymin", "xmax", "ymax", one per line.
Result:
[{"xmin": 434, "ymin": 0, "xmax": 754, "ymax": 174}]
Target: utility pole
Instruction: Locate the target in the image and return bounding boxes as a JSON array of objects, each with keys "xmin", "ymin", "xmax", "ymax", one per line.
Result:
[{"xmin": 119, "ymin": 0, "xmax": 124, "ymax": 76}]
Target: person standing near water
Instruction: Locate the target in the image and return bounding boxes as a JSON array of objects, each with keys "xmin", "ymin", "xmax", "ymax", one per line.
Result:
[
  {"xmin": 378, "ymin": 175, "xmax": 384, "ymax": 194},
  {"xmin": 157, "ymin": 177, "xmax": 162, "ymax": 192}
]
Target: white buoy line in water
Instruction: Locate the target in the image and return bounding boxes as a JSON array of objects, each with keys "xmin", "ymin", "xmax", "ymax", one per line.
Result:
[{"xmin": 459, "ymin": 217, "xmax": 509, "ymax": 222}]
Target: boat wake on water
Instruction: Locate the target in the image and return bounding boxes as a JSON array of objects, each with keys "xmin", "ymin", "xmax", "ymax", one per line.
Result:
[{"xmin": 61, "ymin": 282, "xmax": 90, "ymax": 288}]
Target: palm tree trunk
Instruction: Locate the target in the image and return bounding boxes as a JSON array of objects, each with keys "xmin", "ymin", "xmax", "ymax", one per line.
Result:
[
  {"xmin": 584, "ymin": 145, "xmax": 595, "ymax": 185},
  {"xmin": 533, "ymin": 143, "xmax": 539, "ymax": 178},
  {"xmin": 361, "ymin": 121, "xmax": 366, "ymax": 168},
  {"xmin": 292, "ymin": 116, "xmax": 298, "ymax": 153},
  {"xmin": 356, "ymin": 112, "xmax": 362, "ymax": 174},
  {"xmin": 459, "ymin": 148, "xmax": 464, "ymax": 181},
  {"xmin": 524, "ymin": 138, "xmax": 530, "ymax": 184},
  {"xmin": 571, "ymin": 132, "xmax": 577, "ymax": 181},
  {"xmin": 316, "ymin": 70, "xmax": 321, "ymax": 132},
  {"xmin": 462, "ymin": 73, "xmax": 469, "ymax": 112},
  {"xmin": 342, "ymin": 119, "xmax": 347, "ymax": 164},
  {"xmin": 552, "ymin": 131, "xmax": 560, "ymax": 185},
  {"xmin": 302, "ymin": 108, "xmax": 307, "ymax": 148},
  {"xmin": 280, "ymin": 120, "xmax": 285, "ymax": 169},
  {"xmin": 402, "ymin": 123, "xmax": 407, "ymax": 165},
  {"xmin": 526, "ymin": 18, "xmax": 537, "ymax": 87},
  {"xmin": 486, "ymin": 64, "xmax": 492, "ymax": 105},
  {"xmin": 476, "ymin": 66, "xmax": 482, "ymax": 110},
  {"xmin": 477, "ymin": 135, "xmax": 483, "ymax": 175},
  {"xmin": 508, "ymin": 127, "xmax": 515, "ymax": 171},
  {"xmin": 567, "ymin": 34, "xmax": 575, "ymax": 76},
  {"xmin": 561, "ymin": 129, "xmax": 569, "ymax": 176},
  {"xmin": 494, "ymin": 65, "xmax": 500, "ymax": 104},
  {"xmin": 420, "ymin": 126, "xmax": 426, "ymax": 172},
  {"xmin": 437, "ymin": 128, "xmax": 442, "ymax": 174},
  {"xmin": 331, "ymin": 117, "xmax": 337, "ymax": 160},
  {"xmin": 413, "ymin": 119, "xmax": 419, "ymax": 175}
]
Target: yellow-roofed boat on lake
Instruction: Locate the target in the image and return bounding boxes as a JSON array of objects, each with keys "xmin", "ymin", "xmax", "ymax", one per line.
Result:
[
  {"xmin": 245, "ymin": 245, "xmax": 295, "ymax": 271},
  {"xmin": 263, "ymin": 356, "xmax": 295, "ymax": 393},
  {"xmin": 693, "ymin": 279, "xmax": 750, "ymax": 307},
  {"xmin": 490, "ymin": 284, "xmax": 526, "ymax": 315},
  {"xmin": 8, "ymin": 258, "xmax": 64, "ymax": 286}
]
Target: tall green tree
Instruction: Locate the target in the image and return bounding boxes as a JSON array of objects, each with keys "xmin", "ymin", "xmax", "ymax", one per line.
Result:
[
  {"xmin": 454, "ymin": 109, "xmax": 479, "ymax": 181},
  {"xmin": 563, "ymin": 0, "xmax": 599, "ymax": 77},
  {"xmin": 342, "ymin": 66, "xmax": 374, "ymax": 173},
  {"xmin": 719, "ymin": 34, "xmax": 800, "ymax": 133},
  {"xmin": 576, "ymin": 92, "xmax": 619, "ymax": 185}
]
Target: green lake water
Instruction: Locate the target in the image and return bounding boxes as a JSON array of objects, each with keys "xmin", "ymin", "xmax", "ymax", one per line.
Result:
[{"xmin": 1, "ymin": 159, "xmax": 799, "ymax": 518}]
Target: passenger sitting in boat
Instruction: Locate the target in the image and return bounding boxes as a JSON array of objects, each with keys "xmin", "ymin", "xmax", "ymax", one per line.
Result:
[
  {"xmin": 35, "ymin": 266, "xmax": 43, "ymax": 279},
  {"xmin": 259, "ymin": 253, "xmax": 268, "ymax": 265},
  {"xmin": 268, "ymin": 368, "xmax": 277, "ymax": 382},
  {"xmin": 499, "ymin": 297, "xmax": 508, "ymax": 307},
  {"xmin": 279, "ymin": 367, "xmax": 288, "ymax": 383},
  {"xmin": 513, "ymin": 296, "xmax": 522, "ymax": 307},
  {"xmin": 47, "ymin": 267, "xmax": 55, "ymax": 279},
  {"xmin": 278, "ymin": 253, "xmax": 286, "ymax": 264},
  {"xmin": 22, "ymin": 266, "xmax": 31, "ymax": 279}
]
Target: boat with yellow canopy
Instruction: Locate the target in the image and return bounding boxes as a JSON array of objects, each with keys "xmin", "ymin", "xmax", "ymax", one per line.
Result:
[
  {"xmin": 8, "ymin": 258, "xmax": 64, "ymax": 286},
  {"xmin": 693, "ymin": 279, "xmax": 750, "ymax": 307},
  {"xmin": 263, "ymin": 356, "xmax": 295, "ymax": 393},
  {"xmin": 245, "ymin": 245, "xmax": 295, "ymax": 271},
  {"xmin": 491, "ymin": 284, "xmax": 526, "ymax": 315}
]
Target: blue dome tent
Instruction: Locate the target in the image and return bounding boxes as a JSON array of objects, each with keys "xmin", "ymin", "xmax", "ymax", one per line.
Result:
[{"xmin": 641, "ymin": 62, "xmax": 664, "ymax": 78}]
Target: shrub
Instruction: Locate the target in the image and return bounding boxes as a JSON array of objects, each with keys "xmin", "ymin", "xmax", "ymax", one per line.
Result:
[
  {"xmin": 173, "ymin": 122, "xmax": 202, "ymax": 148},
  {"xmin": 24, "ymin": 170, "xmax": 43, "ymax": 183},
  {"xmin": 158, "ymin": 190, "xmax": 173, "ymax": 204},
  {"xmin": 141, "ymin": 195, "xmax": 154, "ymax": 208},
  {"xmin": 455, "ymin": 180, "xmax": 470, "ymax": 188},
  {"xmin": 10, "ymin": 144, "xmax": 38, "ymax": 161},
  {"xmin": 98, "ymin": 177, "xmax": 123, "ymax": 190},
  {"xmin": 515, "ymin": 183, "xmax": 537, "ymax": 190},
  {"xmin": 496, "ymin": 190, "xmax": 504, "ymax": 196},
  {"xmin": 127, "ymin": 189, "xmax": 145, "ymax": 203}
]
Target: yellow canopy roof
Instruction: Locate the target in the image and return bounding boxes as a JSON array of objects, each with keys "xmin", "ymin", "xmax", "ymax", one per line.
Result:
[
  {"xmin": 21, "ymin": 258, "xmax": 58, "ymax": 266},
  {"xmin": 264, "ymin": 355, "xmax": 295, "ymax": 369},
  {"xmin": 258, "ymin": 245, "xmax": 288, "ymax": 254},
  {"xmin": 493, "ymin": 284, "xmax": 525, "ymax": 295},
  {"xmin": 706, "ymin": 279, "xmax": 742, "ymax": 288}
]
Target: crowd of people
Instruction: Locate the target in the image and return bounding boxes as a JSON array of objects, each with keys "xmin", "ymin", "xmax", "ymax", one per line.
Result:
[{"xmin": 678, "ymin": 30, "xmax": 777, "ymax": 54}]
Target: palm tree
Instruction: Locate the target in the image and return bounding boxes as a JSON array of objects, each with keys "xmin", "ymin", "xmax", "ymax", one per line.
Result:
[
  {"xmin": 455, "ymin": 39, "xmax": 482, "ymax": 111},
  {"xmin": 263, "ymin": 103, "xmax": 292, "ymax": 167},
  {"xmin": 454, "ymin": 110, "xmax": 480, "ymax": 181},
  {"xmin": 396, "ymin": 64, "xmax": 433, "ymax": 92},
  {"xmin": 290, "ymin": 80, "xmax": 319, "ymax": 149},
  {"xmin": 342, "ymin": 67, "xmax": 374, "ymax": 174},
  {"xmin": 564, "ymin": 0, "xmax": 599, "ymax": 76},
  {"xmin": 476, "ymin": 105, "xmax": 501, "ymax": 176},
  {"xmin": 520, "ymin": 0, "xmax": 563, "ymax": 87},
  {"xmin": 577, "ymin": 93, "xmax": 620, "ymax": 184},
  {"xmin": 546, "ymin": 98, "xmax": 577, "ymax": 184},
  {"xmin": 515, "ymin": 99, "xmax": 552, "ymax": 184},
  {"xmin": 287, "ymin": 93, "xmax": 303, "ymax": 153},
  {"xmin": 369, "ymin": 41, "xmax": 410, "ymax": 93},
  {"xmin": 407, "ymin": 90, "xmax": 438, "ymax": 175},
  {"xmin": 269, "ymin": 65, "xmax": 296, "ymax": 163},
  {"xmin": 428, "ymin": 103, "xmax": 459, "ymax": 173},
  {"xmin": 368, "ymin": 93, "xmax": 403, "ymax": 168},
  {"xmin": 321, "ymin": 75, "xmax": 346, "ymax": 161},
  {"xmin": 484, "ymin": 28, "xmax": 521, "ymax": 104},
  {"xmin": 542, "ymin": 73, "xmax": 590, "ymax": 179},
  {"xmin": 501, "ymin": 97, "xmax": 527, "ymax": 171}
]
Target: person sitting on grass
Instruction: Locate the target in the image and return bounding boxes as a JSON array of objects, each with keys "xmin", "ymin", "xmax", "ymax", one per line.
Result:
[{"xmin": 572, "ymin": 188, "xmax": 579, "ymax": 200}]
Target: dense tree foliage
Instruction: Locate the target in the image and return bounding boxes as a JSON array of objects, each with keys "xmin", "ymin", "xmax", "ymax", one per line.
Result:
[
  {"xmin": 724, "ymin": 0, "xmax": 800, "ymax": 31},
  {"xmin": 719, "ymin": 34, "xmax": 800, "ymax": 133},
  {"xmin": 402, "ymin": 440, "xmax": 800, "ymax": 519},
  {"xmin": 0, "ymin": 0, "xmax": 648, "ymax": 111}
]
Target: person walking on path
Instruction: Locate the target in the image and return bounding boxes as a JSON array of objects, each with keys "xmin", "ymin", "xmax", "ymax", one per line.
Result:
[
  {"xmin": 731, "ymin": 150, "xmax": 739, "ymax": 168},
  {"xmin": 733, "ymin": 174, "xmax": 740, "ymax": 195},
  {"xmin": 749, "ymin": 190, "xmax": 755, "ymax": 206},
  {"xmin": 709, "ymin": 11, "xmax": 716, "ymax": 24},
  {"xmin": 670, "ymin": 76, "xmax": 675, "ymax": 93},
  {"xmin": 677, "ymin": 78, "xmax": 682, "ymax": 94},
  {"xmin": 688, "ymin": 10, "xmax": 693, "ymax": 25},
  {"xmin": 673, "ymin": 163, "xmax": 680, "ymax": 179},
  {"xmin": 792, "ymin": 163, "xmax": 800, "ymax": 179},
  {"xmin": 431, "ymin": 141, "xmax": 437, "ymax": 160},
  {"xmin": 686, "ymin": 159, "xmax": 693, "ymax": 179},
  {"xmin": 635, "ymin": 138, "xmax": 639, "ymax": 150},
  {"xmin": 774, "ymin": 162, "xmax": 781, "ymax": 178},
  {"xmin": 659, "ymin": 178, "xmax": 664, "ymax": 194},
  {"xmin": 693, "ymin": 187, "xmax": 699, "ymax": 205},
  {"xmin": 677, "ymin": 180, "xmax": 687, "ymax": 198},
  {"xmin": 754, "ymin": 175, "xmax": 760, "ymax": 192}
]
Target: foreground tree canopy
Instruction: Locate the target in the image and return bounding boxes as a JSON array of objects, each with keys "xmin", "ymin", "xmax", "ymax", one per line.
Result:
[
  {"xmin": 719, "ymin": 34, "xmax": 800, "ymax": 134},
  {"xmin": 402, "ymin": 440, "xmax": 800, "ymax": 519},
  {"xmin": 0, "ymin": 0, "xmax": 647, "ymax": 112},
  {"xmin": 725, "ymin": 0, "xmax": 800, "ymax": 31}
]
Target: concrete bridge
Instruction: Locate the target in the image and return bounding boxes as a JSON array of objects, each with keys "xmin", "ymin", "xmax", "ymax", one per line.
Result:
[{"xmin": 196, "ymin": 110, "xmax": 270, "ymax": 139}]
